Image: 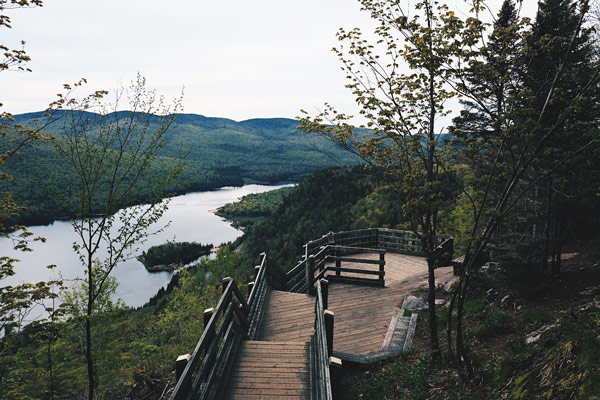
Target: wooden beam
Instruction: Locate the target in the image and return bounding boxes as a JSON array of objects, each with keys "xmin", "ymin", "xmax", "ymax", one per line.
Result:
[{"xmin": 325, "ymin": 310, "xmax": 334, "ymax": 357}]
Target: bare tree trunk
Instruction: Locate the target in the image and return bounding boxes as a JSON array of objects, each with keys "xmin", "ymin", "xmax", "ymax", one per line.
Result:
[
  {"xmin": 86, "ymin": 257, "xmax": 95, "ymax": 400},
  {"xmin": 427, "ymin": 255, "xmax": 440, "ymax": 358}
]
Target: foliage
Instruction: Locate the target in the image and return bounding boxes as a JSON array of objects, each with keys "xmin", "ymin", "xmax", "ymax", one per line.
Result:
[
  {"xmin": 237, "ymin": 166, "xmax": 402, "ymax": 270},
  {"xmin": 48, "ymin": 75, "xmax": 185, "ymax": 399},
  {"xmin": 137, "ymin": 241, "xmax": 213, "ymax": 271},
  {"xmin": 217, "ymin": 186, "xmax": 294, "ymax": 228},
  {"xmin": 0, "ymin": 0, "xmax": 63, "ymax": 345},
  {"xmin": 3, "ymin": 112, "xmax": 361, "ymax": 225},
  {"xmin": 0, "ymin": 245, "xmax": 248, "ymax": 399}
]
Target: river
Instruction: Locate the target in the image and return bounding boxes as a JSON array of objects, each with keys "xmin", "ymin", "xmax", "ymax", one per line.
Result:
[{"xmin": 0, "ymin": 183, "xmax": 293, "ymax": 316}]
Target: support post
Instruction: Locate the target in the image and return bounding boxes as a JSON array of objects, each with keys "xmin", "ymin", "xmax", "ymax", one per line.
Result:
[
  {"xmin": 204, "ymin": 308, "xmax": 214, "ymax": 329},
  {"xmin": 306, "ymin": 255, "xmax": 315, "ymax": 295},
  {"xmin": 222, "ymin": 277, "xmax": 231, "ymax": 293},
  {"xmin": 175, "ymin": 353, "xmax": 191, "ymax": 394},
  {"xmin": 324, "ymin": 310, "xmax": 334, "ymax": 356},
  {"xmin": 379, "ymin": 252, "xmax": 385, "ymax": 286},
  {"xmin": 176, "ymin": 353, "xmax": 191, "ymax": 381},
  {"xmin": 335, "ymin": 248, "xmax": 341, "ymax": 276},
  {"xmin": 254, "ymin": 265, "xmax": 260, "ymax": 279},
  {"xmin": 321, "ymin": 279, "xmax": 329, "ymax": 310},
  {"xmin": 247, "ymin": 281, "xmax": 254, "ymax": 298}
]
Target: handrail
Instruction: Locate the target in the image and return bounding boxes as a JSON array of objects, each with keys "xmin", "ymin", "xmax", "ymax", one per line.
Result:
[
  {"xmin": 305, "ymin": 228, "xmax": 451, "ymax": 257},
  {"xmin": 171, "ymin": 277, "xmax": 249, "ymax": 400},
  {"xmin": 247, "ymin": 253, "xmax": 270, "ymax": 340},
  {"xmin": 313, "ymin": 280, "xmax": 333, "ymax": 400}
]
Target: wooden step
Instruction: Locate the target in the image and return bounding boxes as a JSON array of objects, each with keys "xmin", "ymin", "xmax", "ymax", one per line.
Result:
[{"xmin": 224, "ymin": 340, "xmax": 312, "ymax": 400}]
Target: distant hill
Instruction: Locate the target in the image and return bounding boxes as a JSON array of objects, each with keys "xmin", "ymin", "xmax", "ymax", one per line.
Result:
[{"xmin": 3, "ymin": 112, "xmax": 360, "ymax": 224}]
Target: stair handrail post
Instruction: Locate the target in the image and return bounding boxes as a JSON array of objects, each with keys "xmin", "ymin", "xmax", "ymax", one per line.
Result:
[
  {"xmin": 335, "ymin": 246, "xmax": 341, "ymax": 276},
  {"xmin": 203, "ymin": 308, "xmax": 215, "ymax": 336},
  {"xmin": 306, "ymin": 254, "xmax": 315, "ymax": 295},
  {"xmin": 321, "ymin": 279, "xmax": 329, "ymax": 310},
  {"xmin": 247, "ymin": 281, "xmax": 254, "ymax": 298},
  {"xmin": 222, "ymin": 277, "xmax": 232, "ymax": 294},
  {"xmin": 379, "ymin": 251, "xmax": 385, "ymax": 286},
  {"xmin": 324, "ymin": 310, "xmax": 334, "ymax": 357}
]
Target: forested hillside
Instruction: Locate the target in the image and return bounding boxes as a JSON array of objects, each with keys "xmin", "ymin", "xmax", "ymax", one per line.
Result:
[
  {"xmin": 3, "ymin": 112, "xmax": 360, "ymax": 224},
  {"xmin": 236, "ymin": 166, "xmax": 408, "ymax": 269}
]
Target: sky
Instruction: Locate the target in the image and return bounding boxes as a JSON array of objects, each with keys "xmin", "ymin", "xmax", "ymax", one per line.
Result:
[{"xmin": 2, "ymin": 0, "xmax": 539, "ymax": 122}]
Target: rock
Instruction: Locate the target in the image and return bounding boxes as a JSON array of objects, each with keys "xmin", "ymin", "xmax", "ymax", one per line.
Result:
[
  {"xmin": 443, "ymin": 277, "xmax": 459, "ymax": 294},
  {"xmin": 501, "ymin": 295, "xmax": 512, "ymax": 307},
  {"xmin": 526, "ymin": 324, "xmax": 557, "ymax": 344},
  {"xmin": 435, "ymin": 299, "xmax": 446, "ymax": 306},
  {"xmin": 526, "ymin": 333, "xmax": 541, "ymax": 344},
  {"xmin": 404, "ymin": 296, "xmax": 428, "ymax": 311},
  {"xmin": 480, "ymin": 262, "xmax": 498, "ymax": 274}
]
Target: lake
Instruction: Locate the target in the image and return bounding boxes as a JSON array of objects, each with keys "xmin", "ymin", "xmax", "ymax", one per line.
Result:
[{"xmin": 0, "ymin": 183, "xmax": 293, "ymax": 317}]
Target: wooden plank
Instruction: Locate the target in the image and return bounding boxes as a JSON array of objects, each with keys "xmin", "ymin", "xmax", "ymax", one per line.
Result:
[
  {"xmin": 327, "ymin": 275, "xmax": 384, "ymax": 287},
  {"xmin": 326, "ymin": 266, "xmax": 384, "ymax": 276}
]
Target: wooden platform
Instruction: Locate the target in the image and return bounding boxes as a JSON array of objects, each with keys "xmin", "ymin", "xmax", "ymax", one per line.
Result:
[
  {"xmin": 258, "ymin": 290, "xmax": 315, "ymax": 342},
  {"xmin": 323, "ymin": 252, "xmax": 453, "ymax": 362},
  {"xmin": 223, "ymin": 252, "xmax": 453, "ymax": 399}
]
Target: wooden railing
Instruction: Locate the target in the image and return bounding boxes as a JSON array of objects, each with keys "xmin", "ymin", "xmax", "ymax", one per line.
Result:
[
  {"xmin": 305, "ymin": 228, "xmax": 451, "ymax": 258},
  {"xmin": 172, "ymin": 253, "xmax": 272, "ymax": 400},
  {"xmin": 288, "ymin": 244, "xmax": 386, "ymax": 294},
  {"xmin": 312, "ymin": 279, "xmax": 334, "ymax": 400},
  {"xmin": 247, "ymin": 253, "xmax": 271, "ymax": 339},
  {"xmin": 171, "ymin": 277, "xmax": 249, "ymax": 400},
  {"xmin": 171, "ymin": 230, "xmax": 452, "ymax": 399}
]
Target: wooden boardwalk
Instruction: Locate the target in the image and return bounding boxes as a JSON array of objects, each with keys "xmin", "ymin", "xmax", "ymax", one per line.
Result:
[
  {"xmin": 326, "ymin": 252, "xmax": 453, "ymax": 361},
  {"xmin": 225, "ymin": 341, "xmax": 311, "ymax": 399},
  {"xmin": 223, "ymin": 252, "xmax": 454, "ymax": 398}
]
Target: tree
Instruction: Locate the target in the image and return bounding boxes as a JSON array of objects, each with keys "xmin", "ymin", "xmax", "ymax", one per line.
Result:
[
  {"xmin": 521, "ymin": 0, "xmax": 600, "ymax": 275},
  {"xmin": 0, "ymin": 0, "xmax": 64, "ymax": 338},
  {"xmin": 301, "ymin": 0, "xmax": 600, "ymax": 381},
  {"xmin": 300, "ymin": 0, "xmax": 478, "ymax": 357},
  {"xmin": 446, "ymin": 0, "xmax": 600, "ymax": 379},
  {"xmin": 51, "ymin": 75, "xmax": 183, "ymax": 399}
]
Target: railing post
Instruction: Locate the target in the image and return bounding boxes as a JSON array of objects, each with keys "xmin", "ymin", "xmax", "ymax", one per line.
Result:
[
  {"xmin": 176, "ymin": 353, "xmax": 191, "ymax": 381},
  {"xmin": 335, "ymin": 247, "xmax": 341, "ymax": 276},
  {"xmin": 255, "ymin": 265, "xmax": 260, "ymax": 278},
  {"xmin": 321, "ymin": 279, "xmax": 329, "ymax": 310},
  {"xmin": 324, "ymin": 310, "xmax": 334, "ymax": 356},
  {"xmin": 379, "ymin": 252, "xmax": 385, "ymax": 286},
  {"xmin": 175, "ymin": 353, "xmax": 191, "ymax": 395},
  {"xmin": 203, "ymin": 307, "xmax": 215, "ymax": 358},
  {"xmin": 204, "ymin": 308, "xmax": 214, "ymax": 329},
  {"xmin": 222, "ymin": 277, "xmax": 231, "ymax": 293},
  {"xmin": 306, "ymin": 255, "xmax": 315, "ymax": 295},
  {"xmin": 247, "ymin": 281, "xmax": 254, "ymax": 298}
]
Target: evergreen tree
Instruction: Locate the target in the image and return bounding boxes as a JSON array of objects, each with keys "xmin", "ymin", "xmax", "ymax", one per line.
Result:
[{"xmin": 522, "ymin": 0, "xmax": 600, "ymax": 274}]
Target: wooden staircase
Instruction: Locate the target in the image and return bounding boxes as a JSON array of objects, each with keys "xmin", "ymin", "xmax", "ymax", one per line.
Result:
[
  {"xmin": 224, "ymin": 290, "xmax": 316, "ymax": 399},
  {"xmin": 171, "ymin": 230, "xmax": 452, "ymax": 400},
  {"xmin": 225, "ymin": 341, "xmax": 311, "ymax": 399}
]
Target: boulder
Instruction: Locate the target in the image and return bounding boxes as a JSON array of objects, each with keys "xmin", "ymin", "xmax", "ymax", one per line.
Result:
[
  {"xmin": 404, "ymin": 296, "xmax": 428, "ymax": 311},
  {"xmin": 443, "ymin": 277, "xmax": 459, "ymax": 294}
]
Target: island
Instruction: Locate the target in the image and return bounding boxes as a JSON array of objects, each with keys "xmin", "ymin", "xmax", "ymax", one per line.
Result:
[{"xmin": 137, "ymin": 241, "xmax": 213, "ymax": 272}]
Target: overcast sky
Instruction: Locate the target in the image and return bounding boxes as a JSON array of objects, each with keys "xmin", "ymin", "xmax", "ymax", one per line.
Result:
[{"xmin": 2, "ymin": 0, "xmax": 538, "ymax": 122}]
